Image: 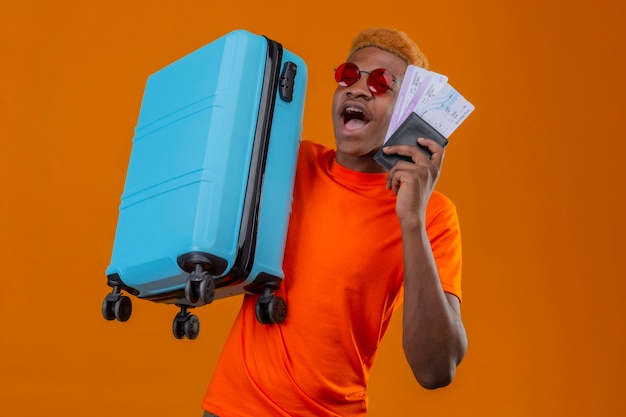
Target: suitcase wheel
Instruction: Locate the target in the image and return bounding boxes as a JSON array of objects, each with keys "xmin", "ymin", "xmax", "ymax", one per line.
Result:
[
  {"xmin": 172, "ymin": 306, "xmax": 200, "ymax": 340},
  {"xmin": 255, "ymin": 292, "xmax": 287, "ymax": 325},
  {"xmin": 184, "ymin": 264, "xmax": 216, "ymax": 306},
  {"xmin": 102, "ymin": 289, "xmax": 132, "ymax": 322}
]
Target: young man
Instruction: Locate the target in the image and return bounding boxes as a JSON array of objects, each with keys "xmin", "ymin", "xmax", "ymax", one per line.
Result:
[{"xmin": 202, "ymin": 27, "xmax": 467, "ymax": 417}]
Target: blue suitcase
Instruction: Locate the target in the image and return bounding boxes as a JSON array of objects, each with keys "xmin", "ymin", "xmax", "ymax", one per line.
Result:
[{"xmin": 101, "ymin": 30, "xmax": 307, "ymax": 339}]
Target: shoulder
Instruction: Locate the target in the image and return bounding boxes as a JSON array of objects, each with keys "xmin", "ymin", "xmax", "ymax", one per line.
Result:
[
  {"xmin": 297, "ymin": 140, "xmax": 335, "ymax": 172},
  {"xmin": 427, "ymin": 191, "xmax": 457, "ymax": 217},
  {"xmin": 425, "ymin": 191, "xmax": 460, "ymax": 235},
  {"xmin": 299, "ymin": 140, "xmax": 333, "ymax": 159}
]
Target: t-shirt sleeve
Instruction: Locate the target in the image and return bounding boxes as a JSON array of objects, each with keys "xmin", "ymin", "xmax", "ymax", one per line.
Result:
[{"xmin": 425, "ymin": 192, "xmax": 463, "ymax": 301}]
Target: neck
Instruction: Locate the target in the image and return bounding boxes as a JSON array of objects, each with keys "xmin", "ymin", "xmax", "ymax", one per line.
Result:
[{"xmin": 334, "ymin": 152, "xmax": 387, "ymax": 173}]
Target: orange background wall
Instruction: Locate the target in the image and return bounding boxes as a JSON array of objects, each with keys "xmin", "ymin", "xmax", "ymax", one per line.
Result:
[{"xmin": 2, "ymin": 1, "xmax": 625, "ymax": 416}]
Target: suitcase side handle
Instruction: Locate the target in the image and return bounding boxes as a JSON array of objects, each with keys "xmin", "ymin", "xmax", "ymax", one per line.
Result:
[{"xmin": 279, "ymin": 61, "xmax": 297, "ymax": 103}]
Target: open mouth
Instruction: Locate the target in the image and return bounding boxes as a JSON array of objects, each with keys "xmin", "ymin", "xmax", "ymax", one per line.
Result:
[{"xmin": 342, "ymin": 106, "xmax": 370, "ymax": 130}]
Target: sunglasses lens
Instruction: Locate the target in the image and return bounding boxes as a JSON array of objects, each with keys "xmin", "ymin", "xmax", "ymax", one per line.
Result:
[
  {"xmin": 335, "ymin": 63, "xmax": 360, "ymax": 87},
  {"xmin": 367, "ymin": 69, "xmax": 393, "ymax": 93}
]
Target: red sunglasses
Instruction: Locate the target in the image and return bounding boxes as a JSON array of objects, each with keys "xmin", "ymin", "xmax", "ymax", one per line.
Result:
[{"xmin": 334, "ymin": 62, "xmax": 398, "ymax": 94}]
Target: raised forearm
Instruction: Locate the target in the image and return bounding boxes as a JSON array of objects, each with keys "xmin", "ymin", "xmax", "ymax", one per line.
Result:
[{"xmin": 400, "ymin": 219, "xmax": 467, "ymax": 389}]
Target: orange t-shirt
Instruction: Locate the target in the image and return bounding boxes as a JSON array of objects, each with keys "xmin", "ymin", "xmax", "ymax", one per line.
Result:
[{"xmin": 202, "ymin": 141, "xmax": 462, "ymax": 417}]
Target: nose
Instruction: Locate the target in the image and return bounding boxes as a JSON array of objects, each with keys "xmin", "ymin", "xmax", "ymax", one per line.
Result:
[{"xmin": 345, "ymin": 74, "xmax": 373, "ymax": 99}]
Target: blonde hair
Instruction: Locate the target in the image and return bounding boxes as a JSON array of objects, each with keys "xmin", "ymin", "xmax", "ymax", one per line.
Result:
[{"xmin": 348, "ymin": 27, "xmax": 429, "ymax": 69}]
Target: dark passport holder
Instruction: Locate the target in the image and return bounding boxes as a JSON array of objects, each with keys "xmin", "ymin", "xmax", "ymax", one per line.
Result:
[{"xmin": 374, "ymin": 112, "xmax": 448, "ymax": 171}]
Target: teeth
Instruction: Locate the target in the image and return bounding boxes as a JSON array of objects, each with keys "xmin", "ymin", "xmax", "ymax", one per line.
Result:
[{"xmin": 345, "ymin": 106, "xmax": 364, "ymax": 114}]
